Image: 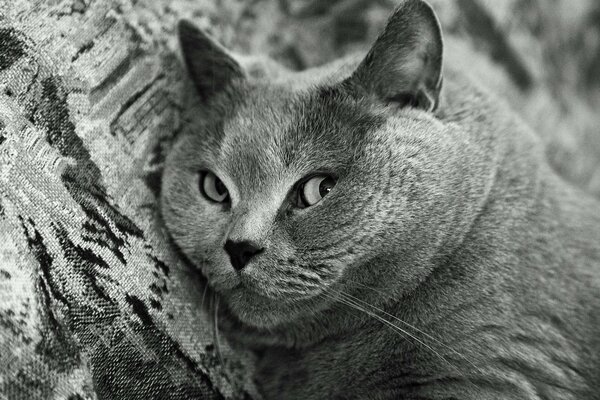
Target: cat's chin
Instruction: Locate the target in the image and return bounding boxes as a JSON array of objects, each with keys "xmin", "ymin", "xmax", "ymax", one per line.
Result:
[{"xmin": 220, "ymin": 285, "xmax": 326, "ymax": 330}]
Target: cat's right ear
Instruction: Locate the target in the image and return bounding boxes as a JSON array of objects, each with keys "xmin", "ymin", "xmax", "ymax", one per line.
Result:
[
  {"xmin": 344, "ymin": 0, "xmax": 443, "ymax": 112},
  {"xmin": 178, "ymin": 20, "xmax": 245, "ymax": 103}
]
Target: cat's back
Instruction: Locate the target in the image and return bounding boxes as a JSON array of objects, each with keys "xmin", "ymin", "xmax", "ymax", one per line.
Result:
[{"xmin": 443, "ymin": 36, "xmax": 600, "ymax": 393}]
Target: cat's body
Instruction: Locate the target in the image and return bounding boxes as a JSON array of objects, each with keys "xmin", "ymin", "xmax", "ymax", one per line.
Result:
[{"xmin": 161, "ymin": 1, "xmax": 600, "ymax": 398}]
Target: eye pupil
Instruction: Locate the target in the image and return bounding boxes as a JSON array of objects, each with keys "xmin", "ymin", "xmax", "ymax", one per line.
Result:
[
  {"xmin": 215, "ymin": 179, "xmax": 226, "ymax": 195},
  {"xmin": 319, "ymin": 177, "xmax": 335, "ymax": 197}
]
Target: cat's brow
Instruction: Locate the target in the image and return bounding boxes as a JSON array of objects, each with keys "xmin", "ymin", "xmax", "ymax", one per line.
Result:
[{"xmin": 279, "ymin": 86, "xmax": 386, "ymax": 169}]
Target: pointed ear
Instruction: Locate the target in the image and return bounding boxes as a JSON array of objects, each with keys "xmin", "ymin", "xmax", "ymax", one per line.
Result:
[
  {"xmin": 346, "ymin": 0, "xmax": 443, "ymax": 112},
  {"xmin": 178, "ymin": 20, "xmax": 245, "ymax": 102}
]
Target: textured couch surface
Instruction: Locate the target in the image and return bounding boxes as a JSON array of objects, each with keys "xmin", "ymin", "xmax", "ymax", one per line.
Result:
[{"xmin": 1, "ymin": 0, "xmax": 599, "ymax": 399}]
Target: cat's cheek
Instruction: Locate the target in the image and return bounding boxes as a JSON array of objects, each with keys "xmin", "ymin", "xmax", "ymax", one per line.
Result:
[
  {"xmin": 201, "ymin": 256, "xmax": 241, "ymax": 292},
  {"xmin": 160, "ymin": 184, "xmax": 230, "ymax": 276}
]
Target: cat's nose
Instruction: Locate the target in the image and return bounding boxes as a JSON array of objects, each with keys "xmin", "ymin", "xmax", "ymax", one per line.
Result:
[{"xmin": 224, "ymin": 240, "xmax": 264, "ymax": 271}]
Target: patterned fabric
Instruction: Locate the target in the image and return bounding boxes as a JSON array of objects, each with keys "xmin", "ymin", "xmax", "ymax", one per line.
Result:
[
  {"xmin": 1, "ymin": 0, "xmax": 599, "ymax": 399},
  {"xmin": 0, "ymin": 1, "xmax": 257, "ymax": 398}
]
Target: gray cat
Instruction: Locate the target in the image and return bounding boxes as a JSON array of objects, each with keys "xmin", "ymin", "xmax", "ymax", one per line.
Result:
[{"xmin": 160, "ymin": 0, "xmax": 600, "ymax": 398}]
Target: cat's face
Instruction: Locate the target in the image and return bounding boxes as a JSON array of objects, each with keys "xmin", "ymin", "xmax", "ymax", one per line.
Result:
[
  {"xmin": 162, "ymin": 84, "xmax": 449, "ymax": 327},
  {"xmin": 162, "ymin": 0, "xmax": 457, "ymax": 329}
]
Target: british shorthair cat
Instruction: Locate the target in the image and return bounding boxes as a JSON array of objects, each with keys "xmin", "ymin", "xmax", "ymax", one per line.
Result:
[{"xmin": 160, "ymin": 0, "xmax": 600, "ymax": 398}]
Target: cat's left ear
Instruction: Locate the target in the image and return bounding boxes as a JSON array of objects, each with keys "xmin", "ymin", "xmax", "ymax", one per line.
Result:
[
  {"xmin": 178, "ymin": 20, "xmax": 245, "ymax": 103},
  {"xmin": 345, "ymin": 0, "xmax": 443, "ymax": 112}
]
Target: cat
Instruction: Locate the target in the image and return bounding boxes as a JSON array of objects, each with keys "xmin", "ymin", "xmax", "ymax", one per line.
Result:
[{"xmin": 160, "ymin": 0, "xmax": 600, "ymax": 398}]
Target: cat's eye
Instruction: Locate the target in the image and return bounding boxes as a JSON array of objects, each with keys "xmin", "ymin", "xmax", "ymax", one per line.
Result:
[
  {"xmin": 199, "ymin": 171, "xmax": 229, "ymax": 203},
  {"xmin": 297, "ymin": 175, "xmax": 337, "ymax": 208}
]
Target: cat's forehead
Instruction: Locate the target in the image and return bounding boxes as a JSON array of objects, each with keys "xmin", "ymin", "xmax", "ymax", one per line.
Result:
[{"xmin": 216, "ymin": 84, "xmax": 386, "ymax": 190}]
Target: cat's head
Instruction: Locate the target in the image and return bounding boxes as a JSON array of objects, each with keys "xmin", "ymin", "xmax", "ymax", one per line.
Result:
[{"xmin": 161, "ymin": 0, "xmax": 482, "ymax": 329}]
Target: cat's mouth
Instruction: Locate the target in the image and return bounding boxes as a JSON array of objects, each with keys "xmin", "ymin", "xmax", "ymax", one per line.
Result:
[
  {"xmin": 192, "ymin": 251, "xmax": 342, "ymax": 328},
  {"xmin": 201, "ymin": 255, "xmax": 335, "ymax": 300},
  {"xmin": 212, "ymin": 271, "xmax": 327, "ymax": 307},
  {"xmin": 201, "ymin": 268, "xmax": 336, "ymax": 329}
]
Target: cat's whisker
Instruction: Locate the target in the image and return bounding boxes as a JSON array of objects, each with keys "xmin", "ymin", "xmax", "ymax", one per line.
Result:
[
  {"xmin": 325, "ymin": 289, "xmax": 469, "ymax": 379},
  {"xmin": 200, "ymin": 281, "xmax": 209, "ymax": 310},
  {"xmin": 321, "ymin": 291, "xmax": 411, "ymax": 343},
  {"xmin": 213, "ymin": 293, "xmax": 225, "ymax": 368},
  {"xmin": 328, "ymin": 290, "xmax": 484, "ymax": 393},
  {"xmin": 323, "ymin": 290, "xmax": 436, "ymax": 353},
  {"xmin": 344, "ymin": 279, "xmax": 389, "ymax": 292},
  {"xmin": 339, "ymin": 285, "xmax": 480, "ymax": 372}
]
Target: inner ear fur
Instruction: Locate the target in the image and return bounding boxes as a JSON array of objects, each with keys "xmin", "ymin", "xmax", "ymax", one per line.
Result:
[{"xmin": 345, "ymin": 0, "xmax": 443, "ymax": 112}]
